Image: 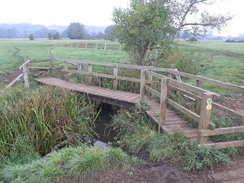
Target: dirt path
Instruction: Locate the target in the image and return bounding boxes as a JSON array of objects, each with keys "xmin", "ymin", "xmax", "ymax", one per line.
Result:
[
  {"xmin": 59, "ymin": 156, "xmax": 244, "ymax": 183},
  {"xmin": 0, "ymin": 70, "xmax": 21, "ymax": 83}
]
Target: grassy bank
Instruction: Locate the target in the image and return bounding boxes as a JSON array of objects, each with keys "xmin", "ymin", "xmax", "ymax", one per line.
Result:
[
  {"xmin": 110, "ymin": 109, "xmax": 238, "ymax": 171},
  {"xmin": 0, "ymin": 145, "xmax": 142, "ymax": 182}
]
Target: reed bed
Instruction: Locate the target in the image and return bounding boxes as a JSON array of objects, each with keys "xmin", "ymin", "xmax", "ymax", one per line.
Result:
[{"xmin": 0, "ymin": 86, "xmax": 97, "ymax": 157}]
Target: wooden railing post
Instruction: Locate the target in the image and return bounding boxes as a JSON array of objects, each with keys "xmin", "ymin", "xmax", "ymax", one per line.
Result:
[
  {"xmin": 159, "ymin": 78, "xmax": 168, "ymax": 132},
  {"xmin": 50, "ymin": 48, "xmax": 54, "ymax": 75},
  {"xmin": 197, "ymin": 92, "xmax": 213, "ymax": 144},
  {"xmin": 113, "ymin": 67, "xmax": 118, "ymax": 90},
  {"xmin": 195, "ymin": 80, "xmax": 203, "ymax": 112},
  {"xmin": 64, "ymin": 63, "xmax": 68, "ymax": 70},
  {"xmin": 23, "ymin": 61, "xmax": 29, "ymax": 88},
  {"xmin": 87, "ymin": 64, "xmax": 93, "ymax": 84},
  {"xmin": 140, "ymin": 70, "xmax": 146, "ymax": 100},
  {"xmin": 146, "ymin": 72, "xmax": 153, "ymax": 96},
  {"xmin": 77, "ymin": 64, "xmax": 82, "ymax": 71}
]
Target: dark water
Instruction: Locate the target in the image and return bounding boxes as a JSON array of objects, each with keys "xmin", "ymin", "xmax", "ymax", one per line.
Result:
[{"xmin": 93, "ymin": 103, "xmax": 118, "ymax": 147}]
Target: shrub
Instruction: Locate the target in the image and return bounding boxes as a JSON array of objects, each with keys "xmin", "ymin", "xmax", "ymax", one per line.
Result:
[
  {"xmin": 187, "ymin": 37, "xmax": 198, "ymax": 42},
  {"xmin": 164, "ymin": 47, "xmax": 208, "ymax": 75}
]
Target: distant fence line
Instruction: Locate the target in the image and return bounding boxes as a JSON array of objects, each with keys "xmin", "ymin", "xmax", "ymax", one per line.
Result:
[{"xmin": 62, "ymin": 42, "xmax": 124, "ymax": 51}]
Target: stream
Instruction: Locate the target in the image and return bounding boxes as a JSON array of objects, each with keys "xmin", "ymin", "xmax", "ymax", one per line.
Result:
[{"xmin": 92, "ymin": 103, "xmax": 118, "ymax": 148}]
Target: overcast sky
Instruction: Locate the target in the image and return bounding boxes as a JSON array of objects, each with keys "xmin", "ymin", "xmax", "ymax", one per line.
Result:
[{"xmin": 0, "ymin": 0, "xmax": 243, "ymax": 36}]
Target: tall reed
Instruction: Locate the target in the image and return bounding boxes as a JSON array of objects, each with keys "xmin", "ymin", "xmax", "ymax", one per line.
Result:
[{"xmin": 0, "ymin": 86, "xmax": 97, "ymax": 156}]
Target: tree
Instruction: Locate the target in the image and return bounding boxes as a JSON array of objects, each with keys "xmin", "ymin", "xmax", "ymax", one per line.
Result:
[
  {"xmin": 29, "ymin": 34, "xmax": 34, "ymax": 40},
  {"xmin": 167, "ymin": 0, "xmax": 232, "ymax": 40},
  {"xmin": 105, "ymin": 25, "xmax": 115, "ymax": 41},
  {"xmin": 113, "ymin": 0, "xmax": 174, "ymax": 65},
  {"xmin": 113, "ymin": 0, "xmax": 232, "ymax": 65},
  {"xmin": 35, "ymin": 28, "xmax": 48, "ymax": 38},
  {"xmin": 67, "ymin": 23, "xmax": 86, "ymax": 39},
  {"xmin": 48, "ymin": 33, "xmax": 52, "ymax": 40},
  {"xmin": 53, "ymin": 32, "xmax": 60, "ymax": 40}
]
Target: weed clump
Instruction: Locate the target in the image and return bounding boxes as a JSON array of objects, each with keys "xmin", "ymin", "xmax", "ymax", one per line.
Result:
[{"xmin": 111, "ymin": 110, "xmax": 236, "ymax": 170}]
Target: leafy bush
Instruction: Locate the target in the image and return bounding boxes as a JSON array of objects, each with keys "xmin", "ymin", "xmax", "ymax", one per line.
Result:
[{"xmin": 164, "ymin": 47, "xmax": 208, "ymax": 75}]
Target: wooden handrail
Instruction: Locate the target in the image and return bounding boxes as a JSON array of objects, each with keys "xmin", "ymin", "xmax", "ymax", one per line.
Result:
[
  {"xmin": 54, "ymin": 58, "xmax": 244, "ymax": 92},
  {"xmin": 31, "ymin": 59, "xmax": 50, "ymax": 63},
  {"xmin": 167, "ymin": 98, "xmax": 201, "ymax": 122},
  {"xmin": 19, "ymin": 59, "xmax": 31, "ymax": 70},
  {"xmin": 200, "ymin": 126, "xmax": 244, "ymax": 137},
  {"xmin": 5, "ymin": 73, "xmax": 24, "ymax": 89},
  {"xmin": 212, "ymin": 102, "xmax": 244, "ymax": 120}
]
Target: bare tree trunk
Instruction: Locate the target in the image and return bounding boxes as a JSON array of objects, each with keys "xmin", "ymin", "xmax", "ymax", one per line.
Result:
[{"xmin": 138, "ymin": 42, "xmax": 151, "ymax": 65}]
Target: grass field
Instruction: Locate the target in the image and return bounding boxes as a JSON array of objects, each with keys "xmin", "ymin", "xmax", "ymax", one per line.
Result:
[
  {"xmin": 0, "ymin": 40, "xmax": 128, "ymax": 75},
  {"xmin": 0, "ymin": 39, "xmax": 243, "ymax": 90},
  {"xmin": 178, "ymin": 40, "xmax": 244, "ymax": 87}
]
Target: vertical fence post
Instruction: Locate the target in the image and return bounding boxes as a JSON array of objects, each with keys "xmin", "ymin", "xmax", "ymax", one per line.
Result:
[
  {"xmin": 146, "ymin": 72, "xmax": 153, "ymax": 96},
  {"xmin": 197, "ymin": 92, "xmax": 213, "ymax": 144},
  {"xmin": 159, "ymin": 78, "xmax": 168, "ymax": 132},
  {"xmin": 113, "ymin": 67, "xmax": 118, "ymax": 90},
  {"xmin": 140, "ymin": 70, "xmax": 146, "ymax": 100},
  {"xmin": 50, "ymin": 48, "xmax": 54, "ymax": 75},
  {"xmin": 23, "ymin": 61, "xmax": 29, "ymax": 88},
  {"xmin": 85, "ymin": 42, "xmax": 88, "ymax": 48},
  {"xmin": 95, "ymin": 42, "xmax": 98, "ymax": 50},
  {"xmin": 87, "ymin": 64, "xmax": 93, "ymax": 85},
  {"xmin": 77, "ymin": 64, "xmax": 82, "ymax": 78},
  {"xmin": 64, "ymin": 62, "xmax": 68, "ymax": 70},
  {"xmin": 195, "ymin": 80, "xmax": 203, "ymax": 112},
  {"xmin": 104, "ymin": 43, "xmax": 107, "ymax": 50},
  {"xmin": 77, "ymin": 64, "xmax": 82, "ymax": 71}
]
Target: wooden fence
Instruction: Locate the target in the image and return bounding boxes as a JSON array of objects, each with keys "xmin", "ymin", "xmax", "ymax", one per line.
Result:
[
  {"xmin": 5, "ymin": 48, "xmax": 244, "ymax": 149},
  {"xmin": 63, "ymin": 42, "xmax": 124, "ymax": 51}
]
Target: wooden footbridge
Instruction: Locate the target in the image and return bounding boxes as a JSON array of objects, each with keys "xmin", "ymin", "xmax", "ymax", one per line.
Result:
[{"xmin": 5, "ymin": 49, "xmax": 244, "ymax": 150}]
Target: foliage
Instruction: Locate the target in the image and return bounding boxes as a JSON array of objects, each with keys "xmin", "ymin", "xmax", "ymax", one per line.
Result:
[
  {"xmin": 0, "ymin": 145, "xmax": 143, "ymax": 182},
  {"xmin": 48, "ymin": 32, "xmax": 52, "ymax": 40},
  {"xmin": 113, "ymin": 0, "xmax": 232, "ymax": 65},
  {"xmin": 0, "ymin": 86, "xmax": 97, "ymax": 156},
  {"xmin": 0, "ymin": 136, "xmax": 40, "ymax": 167},
  {"xmin": 28, "ymin": 33, "xmax": 34, "ymax": 40},
  {"xmin": 67, "ymin": 22, "xmax": 86, "ymax": 39},
  {"xmin": 163, "ymin": 47, "xmax": 209, "ymax": 75},
  {"xmin": 105, "ymin": 25, "xmax": 116, "ymax": 41},
  {"xmin": 110, "ymin": 110, "xmax": 235, "ymax": 170},
  {"xmin": 113, "ymin": 0, "xmax": 174, "ymax": 64},
  {"xmin": 168, "ymin": 0, "xmax": 232, "ymax": 39}
]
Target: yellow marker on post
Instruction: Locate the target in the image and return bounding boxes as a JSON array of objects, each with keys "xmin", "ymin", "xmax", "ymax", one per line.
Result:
[{"xmin": 206, "ymin": 104, "xmax": 212, "ymax": 110}]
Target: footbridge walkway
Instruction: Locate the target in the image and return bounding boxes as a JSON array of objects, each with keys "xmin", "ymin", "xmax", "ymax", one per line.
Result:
[{"xmin": 6, "ymin": 49, "xmax": 244, "ymax": 150}]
